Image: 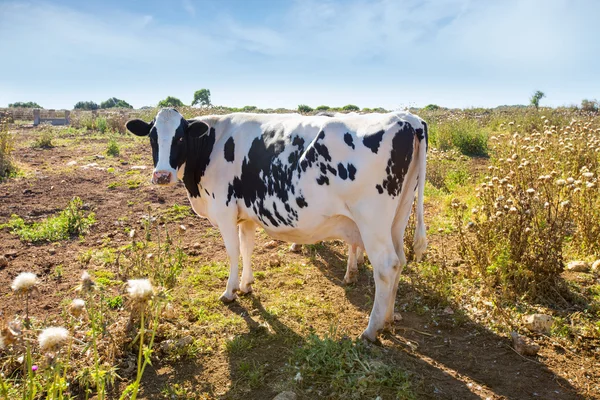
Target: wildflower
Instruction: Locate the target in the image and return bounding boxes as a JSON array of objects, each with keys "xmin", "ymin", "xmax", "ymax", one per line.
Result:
[
  {"xmin": 582, "ymin": 172, "xmax": 594, "ymax": 179},
  {"xmin": 495, "ymin": 211, "xmax": 503, "ymax": 217},
  {"xmin": 555, "ymin": 179, "xmax": 566, "ymax": 186},
  {"xmin": 11, "ymin": 272, "xmax": 38, "ymax": 295},
  {"xmin": 573, "ymin": 187, "xmax": 581, "ymax": 194},
  {"xmin": 560, "ymin": 200, "xmax": 570, "ymax": 207},
  {"xmin": 31, "ymin": 365, "xmax": 38, "ymax": 372},
  {"xmin": 38, "ymin": 327, "xmax": 69, "ymax": 353},
  {"xmin": 544, "ymin": 202, "xmax": 550, "ymax": 208},
  {"xmin": 129, "ymin": 229, "xmax": 136, "ymax": 239},
  {"xmin": 69, "ymin": 299, "xmax": 85, "ymax": 318},
  {"xmin": 526, "ymin": 188, "xmax": 536, "ymax": 195},
  {"xmin": 567, "ymin": 177, "xmax": 574, "ymax": 184},
  {"xmin": 509, "ymin": 207, "xmax": 518, "ymax": 214},
  {"xmin": 78, "ymin": 271, "xmax": 95, "ymax": 292},
  {"xmin": 496, "ymin": 195, "xmax": 505, "ymax": 201},
  {"xmin": 586, "ymin": 182, "xmax": 595, "ymax": 189},
  {"xmin": 511, "ymin": 153, "xmax": 518, "ymax": 160},
  {"xmin": 127, "ymin": 279, "xmax": 154, "ymax": 303}
]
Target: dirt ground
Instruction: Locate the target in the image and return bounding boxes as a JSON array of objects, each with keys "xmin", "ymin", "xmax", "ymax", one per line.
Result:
[{"xmin": 1, "ymin": 126, "xmax": 598, "ymax": 399}]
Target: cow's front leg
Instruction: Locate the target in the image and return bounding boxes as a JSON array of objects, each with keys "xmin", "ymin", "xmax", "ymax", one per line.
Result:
[
  {"xmin": 219, "ymin": 221, "xmax": 241, "ymax": 303},
  {"xmin": 239, "ymin": 220, "xmax": 256, "ymax": 295}
]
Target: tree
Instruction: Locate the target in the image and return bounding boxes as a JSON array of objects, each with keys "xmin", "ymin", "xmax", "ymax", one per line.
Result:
[
  {"xmin": 530, "ymin": 90, "xmax": 545, "ymax": 109},
  {"xmin": 100, "ymin": 97, "xmax": 133, "ymax": 109},
  {"xmin": 9, "ymin": 101, "xmax": 41, "ymax": 108},
  {"xmin": 297, "ymin": 104, "xmax": 313, "ymax": 113},
  {"xmin": 158, "ymin": 96, "xmax": 185, "ymax": 108},
  {"xmin": 192, "ymin": 89, "xmax": 211, "ymax": 107},
  {"xmin": 316, "ymin": 105, "xmax": 330, "ymax": 111},
  {"xmin": 74, "ymin": 101, "xmax": 99, "ymax": 110},
  {"xmin": 342, "ymin": 104, "xmax": 360, "ymax": 111},
  {"xmin": 581, "ymin": 99, "xmax": 598, "ymax": 112},
  {"xmin": 423, "ymin": 104, "xmax": 440, "ymax": 111}
]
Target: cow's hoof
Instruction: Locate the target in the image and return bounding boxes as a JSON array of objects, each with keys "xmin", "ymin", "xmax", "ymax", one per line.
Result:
[
  {"xmin": 289, "ymin": 243, "xmax": 302, "ymax": 253},
  {"xmin": 239, "ymin": 283, "xmax": 253, "ymax": 295},
  {"xmin": 219, "ymin": 292, "xmax": 238, "ymax": 303},
  {"xmin": 359, "ymin": 329, "xmax": 378, "ymax": 343},
  {"xmin": 343, "ymin": 273, "xmax": 358, "ymax": 285},
  {"xmin": 383, "ymin": 320, "xmax": 394, "ymax": 333}
]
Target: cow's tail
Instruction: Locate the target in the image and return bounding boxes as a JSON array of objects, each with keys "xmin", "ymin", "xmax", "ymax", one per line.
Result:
[{"xmin": 413, "ymin": 121, "xmax": 428, "ymax": 262}]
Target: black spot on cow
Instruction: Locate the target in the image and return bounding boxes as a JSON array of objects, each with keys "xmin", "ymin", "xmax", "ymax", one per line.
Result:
[
  {"xmin": 296, "ymin": 196, "xmax": 308, "ymax": 208},
  {"xmin": 327, "ymin": 164, "xmax": 337, "ymax": 176},
  {"xmin": 317, "ymin": 175, "xmax": 329, "ymax": 185},
  {"xmin": 338, "ymin": 163, "xmax": 348, "ymax": 180},
  {"xmin": 362, "ymin": 130, "xmax": 385, "ymax": 154},
  {"xmin": 376, "ymin": 184, "xmax": 384, "ymax": 194},
  {"xmin": 224, "ymin": 137, "xmax": 235, "ymax": 162},
  {"xmin": 348, "ymin": 164, "xmax": 356, "ymax": 180},
  {"xmin": 183, "ymin": 124, "xmax": 214, "ymax": 198},
  {"xmin": 320, "ymin": 163, "xmax": 327, "ymax": 174},
  {"xmin": 379, "ymin": 123, "xmax": 415, "ymax": 197},
  {"xmin": 422, "ymin": 121, "xmax": 429, "ymax": 150},
  {"xmin": 344, "ymin": 132, "xmax": 355, "ymax": 149},
  {"xmin": 204, "ymin": 188, "xmax": 210, "ymax": 197}
]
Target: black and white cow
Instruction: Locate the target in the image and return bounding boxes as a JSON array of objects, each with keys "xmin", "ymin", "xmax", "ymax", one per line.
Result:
[{"xmin": 126, "ymin": 109, "xmax": 427, "ymax": 341}]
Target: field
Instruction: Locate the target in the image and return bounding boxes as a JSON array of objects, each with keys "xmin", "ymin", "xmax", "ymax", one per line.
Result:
[{"xmin": 0, "ymin": 107, "xmax": 599, "ymax": 399}]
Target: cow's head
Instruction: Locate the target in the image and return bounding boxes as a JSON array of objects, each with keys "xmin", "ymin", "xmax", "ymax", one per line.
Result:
[{"xmin": 126, "ymin": 108, "xmax": 209, "ymax": 186}]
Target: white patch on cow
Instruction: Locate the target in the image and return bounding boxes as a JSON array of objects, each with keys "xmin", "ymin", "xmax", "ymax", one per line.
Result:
[{"xmin": 153, "ymin": 108, "xmax": 181, "ymax": 181}]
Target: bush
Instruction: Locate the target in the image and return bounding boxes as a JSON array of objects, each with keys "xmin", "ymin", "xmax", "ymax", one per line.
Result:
[
  {"xmin": 158, "ymin": 96, "xmax": 185, "ymax": 108},
  {"xmin": 431, "ymin": 118, "xmax": 488, "ymax": 156},
  {"xmin": 342, "ymin": 104, "xmax": 359, "ymax": 111},
  {"xmin": 1, "ymin": 197, "xmax": 96, "ymax": 242},
  {"xmin": 423, "ymin": 104, "xmax": 440, "ymax": 111},
  {"xmin": 106, "ymin": 137, "xmax": 120, "ymax": 156},
  {"xmin": 316, "ymin": 105, "xmax": 330, "ymax": 111},
  {"xmin": 107, "ymin": 114, "xmax": 128, "ymax": 134},
  {"xmin": 74, "ymin": 101, "xmax": 99, "ymax": 110},
  {"xmin": 9, "ymin": 101, "xmax": 41, "ymax": 108},
  {"xmin": 31, "ymin": 126, "xmax": 54, "ymax": 149},
  {"xmin": 0, "ymin": 119, "xmax": 15, "ymax": 180},
  {"xmin": 297, "ymin": 104, "xmax": 313, "ymax": 113},
  {"xmin": 242, "ymin": 106, "xmax": 257, "ymax": 112},
  {"xmin": 452, "ymin": 117, "xmax": 600, "ymax": 301},
  {"xmin": 100, "ymin": 97, "xmax": 133, "ymax": 109},
  {"xmin": 96, "ymin": 117, "xmax": 108, "ymax": 133}
]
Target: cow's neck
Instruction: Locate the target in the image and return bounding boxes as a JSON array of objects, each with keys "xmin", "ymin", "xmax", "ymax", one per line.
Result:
[{"xmin": 182, "ymin": 127, "xmax": 216, "ymax": 198}]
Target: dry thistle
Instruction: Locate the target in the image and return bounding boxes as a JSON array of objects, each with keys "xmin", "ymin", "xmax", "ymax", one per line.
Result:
[
  {"xmin": 38, "ymin": 327, "xmax": 69, "ymax": 353},
  {"xmin": 127, "ymin": 279, "xmax": 154, "ymax": 304},
  {"xmin": 69, "ymin": 298, "xmax": 86, "ymax": 318},
  {"xmin": 77, "ymin": 271, "xmax": 95, "ymax": 292},
  {"xmin": 11, "ymin": 272, "xmax": 38, "ymax": 295}
]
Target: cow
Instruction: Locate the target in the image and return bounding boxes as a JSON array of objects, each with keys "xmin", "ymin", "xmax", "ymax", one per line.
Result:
[{"xmin": 126, "ymin": 109, "xmax": 427, "ymax": 341}]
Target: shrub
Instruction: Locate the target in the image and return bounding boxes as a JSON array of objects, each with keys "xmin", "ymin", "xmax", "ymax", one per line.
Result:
[
  {"xmin": 297, "ymin": 104, "xmax": 313, "ymax": 113},
  {"xmin": 423, "ymin": 104, "xmax": 440, "ymax": 111},
  {"xmin": 242, "ymin": 105, "xmax": 257, "ymax": 112},
  {"xmin": 316, "ymin": 105, "xmax": 330, "ymax": 111},
  {"xmin": 31, "ymin": 126, "xmax": 54, "ymax": 149},
  {"xmin": 100, "ymin": 97, "xmax": 133, "ymax": 109},
  {"xmin": 530, "ymin": 90, "xmax": 545, "ymax": 109},
  {"xmin": 452, "ymin": 117, "xmax": 600, "ymax": 301},
  {"xmin": 8, "ymin": 101, "xmax": 41, "ymax": 108},
  {"xmin": 107, "ymin": 114, "xmax": 128, "ymax": 134},
  {"xmin": 158, "ymin": 96, "xmax": 185, "ymax": 108},
  {"xmin": 74, "ymin": 101, "xmax": 99, "ymax": 110},
  {"xmin": 430, "ymin": 118, "xmax": 488, "ymax": 156},
  {"xmin": 342, "ymin": 104, "xmax": 359, "ymax": 111},
  {"xmin": 0, "ymin": 118, "xmax": 15, "ymax": 180},
  {"xmin": 1, "ymin": 197, "xmax": 96, "ymax": 242},
  {"xmin": 106, "ymin": 137, "xmax": 120, "ymax": 156},
  {"xmin": 96, "ymin": 117, "xmax": 108, "ymax": 133}
]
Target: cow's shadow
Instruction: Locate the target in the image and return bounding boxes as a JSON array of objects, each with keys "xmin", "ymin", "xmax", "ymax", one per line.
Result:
[{"xmin": 293, "ymin": 242, "xmax": 582, "ymax": 400}]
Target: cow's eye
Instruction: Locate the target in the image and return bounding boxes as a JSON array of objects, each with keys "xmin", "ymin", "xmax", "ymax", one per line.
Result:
[{"xmin": 178, "ymin": 137, "xmax": 184, "ymax": 143}]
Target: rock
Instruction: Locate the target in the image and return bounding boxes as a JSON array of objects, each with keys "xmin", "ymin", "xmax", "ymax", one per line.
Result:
[
  {"xmin": 273, "ymin": 391, "xmax": 297, "ymax": 400},
  {"xmin": 192, "ymin": 242, "xmax": 202, "ymax": 250},
  {"xmin": 443, "ymin": 306, "xmax": 454, "ymax": 315},
  {"xmin": 523, "ymin": 314, "xmax": 552, "ymax": 334},
  {"xmin": 592, "ymin": 260, "xmax": 600, "ymax": 274},
  {"xmin": 511, "ymin": 331, "xmax": 540, "ymax": 356},
  {"xmin": 66, "ymin": 160, "xmax": 77, "ymax": 166},
  {"xmin": 393, "ymin": 312, "xmax": 403, "ymax": 322},
  {"xmin": 95, "ymin": 155, "xmax": 105, "ymax": 160},
  {"xmin": 0, "ymin": 255, "xmax": 8, "ymax": 269},
  {"xmin": 130, "ymin": 165, "xmax": 147, "ymax": 170},
  {"xmin": 269, "ymin": 254, "xmax": 281, "ymax": 267},
  {"xmin": 289, "ymin": 243, "xmax": 303, "ymax": 253},
  {"xmin": 264, "ymin": 240, "xmax": 279, "ymax": 249},
  {"xmin": 566, "ymin": 261, "xmax": 589, "ymax": 272},
  {"xmin": 48, "ymin": 248, "xmax": 56, "ymax": 255}
]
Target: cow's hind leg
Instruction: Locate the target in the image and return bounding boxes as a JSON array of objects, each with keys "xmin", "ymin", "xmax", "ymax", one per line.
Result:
[
  {"xmin": 343, "ymin": 243, "xmax": 359, "ymax": 285},
  {"xmin": 239, "ymin": 220, "xmax": 256, "ymax": 295},
  {"xmin": 218, "ymin": 220, "xmax": 241, "ymax": 303}
]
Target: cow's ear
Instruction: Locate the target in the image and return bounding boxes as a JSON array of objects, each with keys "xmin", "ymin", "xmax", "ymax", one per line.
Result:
[
  {"xmin": 126, "ymin": 119, "xmax": 152, "ymax": 137},
  {"xmin": 186, "ymin": 120, "xmax": 210, "ymax": 139}
]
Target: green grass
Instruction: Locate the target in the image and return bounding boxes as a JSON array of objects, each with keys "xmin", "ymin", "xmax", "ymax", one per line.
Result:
[
  {"xmin": 0, "ymin": 197, "xmax": 95, "ymax": 242},
  {"xmin": 106, "ymin": 136, "xmax": 120, "ymax": 156},
  {"xmin": 429, "ymin": 118, "xmax": 488, "ymax": 156},
  {"xmin": 31, "ymin": 128, "xmax": 54, "ymax": 149},
  {"xmin": 291, "ymin": 331, "xmax": 414, "ymax": 399}
]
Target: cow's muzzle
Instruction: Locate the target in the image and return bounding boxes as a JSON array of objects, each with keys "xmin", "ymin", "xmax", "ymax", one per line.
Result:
[{"xmin": 152, "ymin": 171, "xmax": 173, "ymax": 185}]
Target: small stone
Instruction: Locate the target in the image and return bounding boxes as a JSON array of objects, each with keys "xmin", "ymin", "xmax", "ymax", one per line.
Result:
[
  {"xmin": 566, "ymin": 260, "xmax": 589, "ymax": 272},
  {"xmin": 130, "ymin": 165, "xmax": 147, "ymax": 170},
  {"xmin": 523, "ymin": 314, "xmax": 553, "ymax": 334},
  {"xmin": 591, "ymin": 260, "xmax": 600, "ymax": 273},
  {"xmin": 511, "ymin": 331, "xmax": 540, "ymax": 356},
  {"xmin": 393, "ymin": 312, "xmax": 403, "ymax": 322},
  {"xmin": 289, "ymin": 243, "xmax": 302, "ymax": 253},
  {"xmin": 443, "ymin": 306, "xmax": 454, "ymax": 315},
  {"xmin": 269, "ymin": 254, "xmax": 281, "ymax": 267},
  {"xmin": 95, "ymin": 155, "xmax": 105, "ymax": 160},
  {"xmin": 178, "ymin": 225, "xmax": 187, "ymax": 234},
  {"xmin": 273, "ymin": 391, "xmax": 297, "ymax": 400},
  {"xmin": 66, "ymin": 160, "xmax": 77, "ymax": 166},
  {"xmin": 0, "ymin": 255, "xmax": 8, "ymax": 269},
  {"xmin": 192, "ymin": 242, "xmax": 201, "ymax": 250},
  {"xmin": 264, "ymin": 240, "xmax": 279, "ymax": 249},
  {"xmin": 48, "ymin": 248, "xmax": 56, "ymax": 255}
]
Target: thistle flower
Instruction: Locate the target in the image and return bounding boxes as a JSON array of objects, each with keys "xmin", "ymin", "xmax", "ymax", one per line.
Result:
[
  {"xmin": 11, "ymin": 272, "xmax": 38, "ymax": 295},
  {"xmin": 567, "ymin": 177, "xmax": 575, "ymax": 184},
  {"xmin": 586, "ymin": 182, "xmax": 595, "ymax": 189},
  {"xmin": 526, "ymin": 188, "xmax": 536, "ymax": 195},
  {"xmin": 509, "ymin": 207, "xmax": 518, "ymax": 214},
  {"xmin": 69, "ymin": 298, "xmax": 85, "ymax": 318},
  {"xmin": 582, "ymin": 172, "xmax": 594, "ymax": 179},
  {"xmin": 38, "ymin": 327, "xmax": 69, "ymax": 353},
  {"xmin": 555, "ymin": 179, "xmax": 566, "ymax": 186},
  {"xmin": 77, "ymin": 271, "xmax": 95, "ymax": 292},
  {"xmin": 127, "ymin": 279, "xmax": 154, "ymax": 303}
]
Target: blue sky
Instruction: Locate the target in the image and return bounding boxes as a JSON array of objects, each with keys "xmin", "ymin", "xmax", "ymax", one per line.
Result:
[{"xmin": 1, "ymin": 0, "xmax": 599, "ymax": 110}]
